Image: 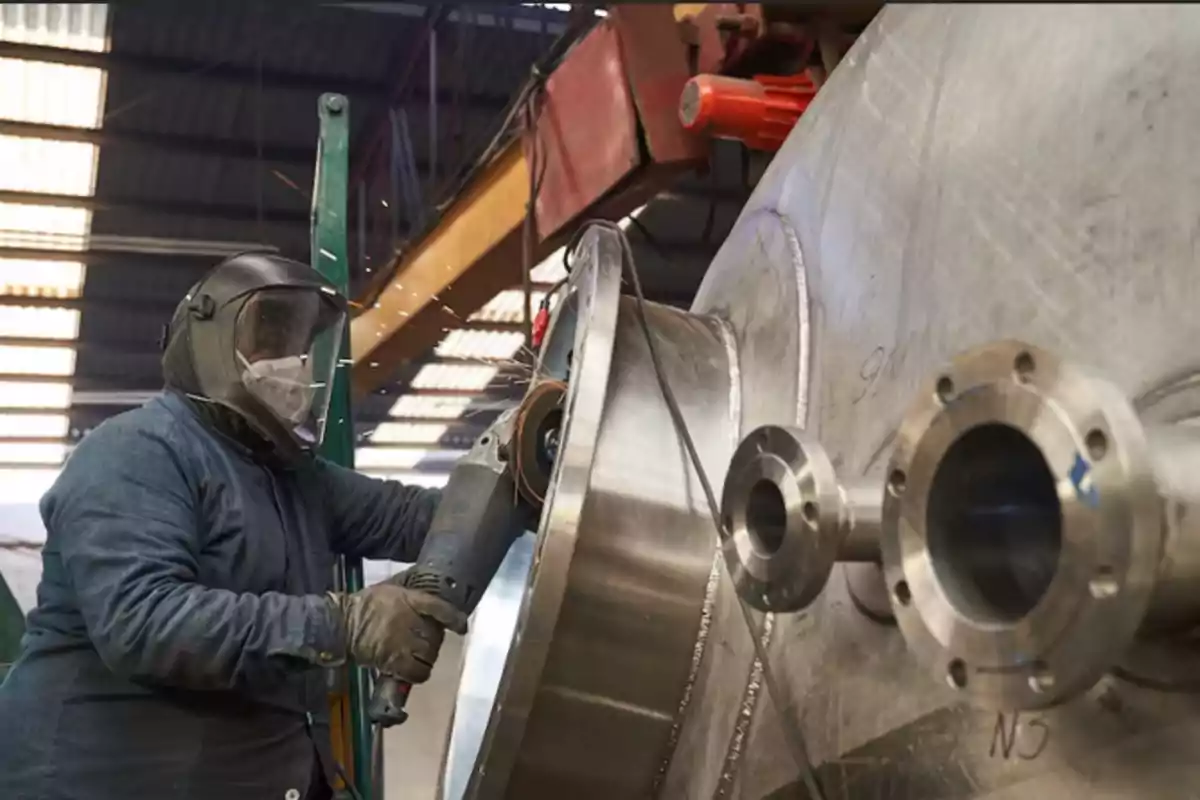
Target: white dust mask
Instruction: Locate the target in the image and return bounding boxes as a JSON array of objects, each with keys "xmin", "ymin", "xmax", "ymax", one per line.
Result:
[{"xmin": 238, "ymin": 353, "xmax": 315, "ymax": 425}]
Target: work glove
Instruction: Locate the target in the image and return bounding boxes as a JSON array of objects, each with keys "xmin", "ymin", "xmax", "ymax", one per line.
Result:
[{"xmin": 326, "ymin": 575, "xmax": 469, "ymax": 684}]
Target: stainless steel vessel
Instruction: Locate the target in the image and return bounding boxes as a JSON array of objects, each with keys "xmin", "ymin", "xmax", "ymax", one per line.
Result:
[{"xmin": 442, "ymin": 5, "xmax": 1200, "ymax": 798}]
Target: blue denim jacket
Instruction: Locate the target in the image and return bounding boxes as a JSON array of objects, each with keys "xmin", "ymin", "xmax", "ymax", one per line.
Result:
[{"xmin": 0, "ymin": 391, "xmax": 440, "ymax": 799}]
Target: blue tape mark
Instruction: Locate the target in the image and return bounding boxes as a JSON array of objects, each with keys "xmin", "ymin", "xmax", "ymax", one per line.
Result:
[{"xmin": 1069, "ymin": 452, "xmax": 1099, "ymax": 508}]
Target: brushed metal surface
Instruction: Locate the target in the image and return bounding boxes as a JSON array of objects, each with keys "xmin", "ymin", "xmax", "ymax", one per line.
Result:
[
  {"xmin": 444, "ymin": 5, "xmax": 1200, "ymax": 797},
  {"xmin": 447, "ymin": 228, "xmax": 737, "ymax": 799},
  {"xmin": 1142, "ymin": 424, "xmax": 1200, "ymax": 630},
  {"xmin": 442, "ymin": 534, "xmax": 535, "ymax": 800},
  {"xmin": 695, "ymin": 4, "xmax": 1200, "ymax": 797}
]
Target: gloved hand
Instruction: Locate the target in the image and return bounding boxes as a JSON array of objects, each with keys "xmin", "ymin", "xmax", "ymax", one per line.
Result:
[{"xmin": 327, "ymin": 575, "xmax": 469, "ymax": 684}]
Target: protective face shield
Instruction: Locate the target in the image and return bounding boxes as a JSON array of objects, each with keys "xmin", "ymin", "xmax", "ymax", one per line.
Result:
[
  {"xmin": 162, "ymin": 253, "xmax": 348, "ymax": 462},
  {"xmin": 233, "ymin": 286, "xmax": 344, "ymax": 445}
]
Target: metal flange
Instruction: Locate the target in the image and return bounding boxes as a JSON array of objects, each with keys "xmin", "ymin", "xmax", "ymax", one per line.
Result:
[
  {"xmin": 880, "ymin": 341, "xmax": 1163, "ymax": 710},
  {"xmin": 720, "ymin": 425, "xmax": 881, "ymax": 613}
]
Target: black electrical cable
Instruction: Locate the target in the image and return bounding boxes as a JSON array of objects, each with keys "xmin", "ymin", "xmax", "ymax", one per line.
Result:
[
  {"xmin": 565, "ymin": 220, "xmax": 829, "ymax": 800},
  {"xmin": 333, "ymin": 756, "xmax": 366, "ymax": 800},
  {"xmin": 521, "ymin": 75, "xmax": 550, "ymax": 349}
]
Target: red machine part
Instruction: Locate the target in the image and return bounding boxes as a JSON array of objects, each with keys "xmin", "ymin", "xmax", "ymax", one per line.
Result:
[{"xmin": 678, "ymin": 72, "xmax": 817, "ymax": 151}]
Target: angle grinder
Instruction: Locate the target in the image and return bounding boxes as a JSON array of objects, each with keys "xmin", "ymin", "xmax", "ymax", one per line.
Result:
[{"xmin": 367, "ymin": 380, "xmax": 566, "ymax": 728}]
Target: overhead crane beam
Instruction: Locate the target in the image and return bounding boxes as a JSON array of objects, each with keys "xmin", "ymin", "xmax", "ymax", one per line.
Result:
[{"xmin": 348, "ymin": 5, "xmax": 706, "ymax": 395}]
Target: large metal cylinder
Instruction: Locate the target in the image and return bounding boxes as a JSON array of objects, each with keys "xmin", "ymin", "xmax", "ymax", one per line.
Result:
[
  {"xmin": 442, "ymin": 5, "xmax": 1200, "ymax": 798},
  {"xmin": 703, "ymin": 5, "xmax": 1200, "ymax": 797}
]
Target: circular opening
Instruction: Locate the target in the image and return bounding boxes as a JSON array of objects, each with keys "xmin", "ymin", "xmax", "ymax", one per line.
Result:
[
  {"xmin": 947, "ymin": 658, "xmax": 969, "ymax": 689},
  {"xmin": 893, "ymin": 580, "xmax": 912, "ymax": 606},
  {"xmin": 936, "ymin": 376, "xmax": 955, "ymax": 403},
  {"xmin": 888, "ymin": 469, "xmax": 907, "ymax": 497},
  {"xmin": 746, "ymin": 479, "xmax": 787, "ymax": 556},
  {"xmin": 1085, "ymin": 428, "xmax": 1108, "ymax": 461},
  {"xmin": 801, "ymin": 501, "xmax": 819, "ymax": 524},
  {"xmin": 1014, "ymin": 351, "xmax": 1036, "ymax": 380},
  {"xmin": 926, "ymin": 423, "xmax": 1063, "ymax": 625}
]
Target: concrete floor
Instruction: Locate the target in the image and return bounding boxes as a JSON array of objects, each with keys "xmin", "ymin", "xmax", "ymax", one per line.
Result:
[{"xmin": 382, "ymin": 635, "xmax": 464, "ymax": 800}]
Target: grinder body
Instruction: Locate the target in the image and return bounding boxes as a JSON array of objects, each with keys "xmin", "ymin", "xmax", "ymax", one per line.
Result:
[{"xmin": 368, "ymin": 410, "xmax": 530, "ymax": 727}]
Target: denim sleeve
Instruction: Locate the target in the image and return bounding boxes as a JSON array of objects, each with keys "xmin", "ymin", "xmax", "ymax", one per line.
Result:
[
  {"xmin": 48, "ymin": 421, "xmax": 345, "ymax": 690},
  {"xmin": 313, "ymin": 459, "xmax": 442, "ymax": 563}
]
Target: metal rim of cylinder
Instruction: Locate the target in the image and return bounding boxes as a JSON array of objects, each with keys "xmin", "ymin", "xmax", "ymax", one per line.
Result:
[
  {"xmin": 448, "ymin": 229, "xmax": 626, "ymax": 797},
  {"xmin": 720, "ymin": 424, "xmax": 844, "ymax": 612},
  {"xmin": 448, "ymin": 227, "xmax": 735, "ymax": 797},
  {"xmin": 880, "ymin": 340, "xmax": 1163, "ymax": 710}
]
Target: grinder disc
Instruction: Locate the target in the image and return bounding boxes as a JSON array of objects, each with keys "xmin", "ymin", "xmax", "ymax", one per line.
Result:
[{"xmin": 510, "ymin": 380, "xmax": 566, "ymax": 509}]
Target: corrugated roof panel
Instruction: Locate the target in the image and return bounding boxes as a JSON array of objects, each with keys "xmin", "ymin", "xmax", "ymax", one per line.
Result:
[
  {"xmin": 0, "ymin": 345, "xmax": 75, "ymax": 376},
  {"xmin": 435, "ymin": 329, "xmax": 526, "ymax": 361},
  {"xmin": 530, "ymin": 244, "xmax": 569, "ymax": 283},
  {"xmin": 0, "ymin": 307, "xmax": 79, "ymax": 338},
  {"xmin": 468, "ymin": 289, "xmax": 546, "ymax": 323},
  {"xmin": 355, "ymin": 447, "xmax": 466, "ymax": 470},
  {"xmin": 0, "ymin": 260, "xmax": 85, "ymax": 297},
  {"xmin": 355, "ymin": 448, "xmax": 425, "ymax": 470},
  {"xmin": 0, "ymin": 4, "xmax": 108, "ymax": 50},
  {"xmin": 0, "ymin": 4, "xmax": 108, "ymax": 483},
  {"xmin": 0, "ymin": 466, "xmax": 58, "ymax": 502},
  {"xmin": 387, "ymin": 394, "xmax": 473, "ymax": 419},
  {"xmin": 370, "ymin": 421, "xmax": 451, "ymax": 444},
  {"xmin": 409, "ymin": 363, "xmax": 498, "ymax": 391},
  {"xmin": 0, "ymin": 57, "xmax": 105, "ymax": 126},
  {"xmin": 530, "ymin": 260, "xmax": 567, "ymax": 283},
  {"xmin": 0, "ymin": 441, "xmax": 67, "ymax": 464},
  {"xmin": 0, "ymin": 139, "xmax": 99, "ymax": 196},
  {"xmin": 360, "ymin": 471, "xmax": 449, "ymax": 489},
  {"xmin": 0, "ymin": 413, "xmax": 68, "ymax": 438},
  {"xmin": 0, "ymin": 380, "xmax": 71, "ymax": 409},
  {"xmin": 108, "ymin": 5, "xmax": 397, "ymax": 82}
]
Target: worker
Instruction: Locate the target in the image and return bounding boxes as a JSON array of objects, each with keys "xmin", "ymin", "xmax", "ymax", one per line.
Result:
[{"xmin": 0, "ymin": 253, "xmax": 468, "ymax": 800}]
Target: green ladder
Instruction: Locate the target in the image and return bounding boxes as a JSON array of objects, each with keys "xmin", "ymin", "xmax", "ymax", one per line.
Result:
[{"xmin": 312, "ymin": 93, "xmax": 375, "ymax": 800}]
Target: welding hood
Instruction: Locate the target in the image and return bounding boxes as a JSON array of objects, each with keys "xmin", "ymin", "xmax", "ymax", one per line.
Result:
[{"xmin": 162, "ymin": 252, "xmax": 349, "ymax": 463}]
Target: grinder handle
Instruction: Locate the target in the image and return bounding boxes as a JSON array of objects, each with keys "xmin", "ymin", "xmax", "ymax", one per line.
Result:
[
  {"xmin": 365, "ymin": 412, "xmax": 528, "ymax": 729},
  {"xmin": 368, "ymin": 675, "xmax": 411, "ymax": 728}
]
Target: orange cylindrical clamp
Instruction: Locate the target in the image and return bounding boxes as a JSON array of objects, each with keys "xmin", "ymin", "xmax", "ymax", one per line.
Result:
[{"xmin": 678, "ymin": 73, "xmax": 817, "ymax": 152}]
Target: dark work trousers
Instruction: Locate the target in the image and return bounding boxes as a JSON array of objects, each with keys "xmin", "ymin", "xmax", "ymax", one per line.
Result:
[{"xmin": 306, "ymin": 753, "xmax": 334, "ymax": 800}]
